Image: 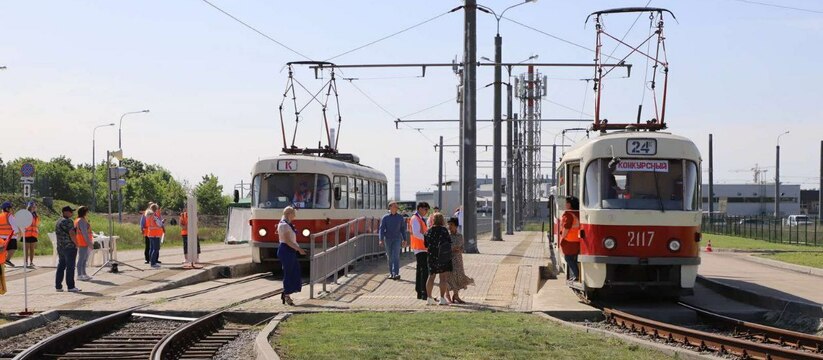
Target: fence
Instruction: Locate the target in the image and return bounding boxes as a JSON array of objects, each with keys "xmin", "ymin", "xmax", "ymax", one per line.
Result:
[
  {"xmin": 702, "ymin": 215, "xmax": 822, "ymax": 246},
  {"xmin": 308, "ymin": 217, "xmax": 382, "ymax": 299}
]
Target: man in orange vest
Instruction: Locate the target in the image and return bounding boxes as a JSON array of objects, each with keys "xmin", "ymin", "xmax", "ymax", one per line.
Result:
[
  {"xmin": 409, "ymin": 202, "xmax": 431, "ymax": 300},
  {"xmin": 146, "ymin": 204, "xmax": 164, "ymax": 269},
  {"xmin": 180, "ymin": 209, "xmax": 199, "ymax": 262},
  {"xmin": 559, "ymin": 196, "xmax": 581, "ymax": 282},
  {"xmin": 0, "ymin": 201, "xmax": 13, "ymax": 295},
  {"xmin": 1, "ymin": 202, "xmax": 18, "ymax": 268}
]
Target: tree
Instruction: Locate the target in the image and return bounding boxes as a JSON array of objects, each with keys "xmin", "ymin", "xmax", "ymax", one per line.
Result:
[{"xmin": 195, "ymin": 174, "xmax": 228, "ymax": 215}]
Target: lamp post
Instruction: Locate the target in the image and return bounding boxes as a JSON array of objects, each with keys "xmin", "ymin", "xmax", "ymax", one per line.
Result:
[
  {"xmin": 775, "ymin": 131, "xmax": 789, "ymax": 218},
  {"xmin": 478, "ymin": 0, "xmax": 536, "ymax": 241},
  {"xmin": 92, "ymin": 123, "xmax": 115, "ymax": 211},
  {"xmin": 117, "ymin": 109, "xmax": 150, "ymax": 223}
]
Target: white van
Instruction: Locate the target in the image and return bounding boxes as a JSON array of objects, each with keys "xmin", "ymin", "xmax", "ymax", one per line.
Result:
[{"xmin": 786, "ymin": 215, "xmax": 812, "ymax": 226}]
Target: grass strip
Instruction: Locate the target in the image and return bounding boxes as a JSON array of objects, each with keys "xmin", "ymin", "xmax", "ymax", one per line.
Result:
[{"xmin": 756, "ymin": 252, "xmax": 823, "ymax": 269}]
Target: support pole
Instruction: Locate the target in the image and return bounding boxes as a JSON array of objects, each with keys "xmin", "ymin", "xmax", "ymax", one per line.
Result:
[
  {"xmin": 775, "ymin": 144, "xmax": 780, "ymax": 218},
  {"xmin": 513, "ymin": 114, "xmax": 521, "ymax": 230},
  {"xmin": 505, "ymin": 84, "xmax": 514, "ymax": 235},
  {"xmin": 462, "ymin": 0, "xmax": 479, "ymax": 253},
  {"xmin": 709, "ymin": 134, "xmax": 714, "ymax": 218},
  {"xmin": 438, "ymin": 136, "xmax": 444, "ymax": 209},
  {"xmin": 492, "ymin": 34, "xmax": 503, "ymax": 241},
  {"xmin": 819, "ymin": 140, "xmax": 822, "ymax": 222}
]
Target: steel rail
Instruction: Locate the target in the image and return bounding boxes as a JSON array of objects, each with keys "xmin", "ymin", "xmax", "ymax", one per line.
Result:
[
  {"xmin": 679, "ymin": 302, "xmax": 823, "ymax": 353},
  {"xmin": 604, "ymin": 308, "xmax": 823, "ymax": 360}
]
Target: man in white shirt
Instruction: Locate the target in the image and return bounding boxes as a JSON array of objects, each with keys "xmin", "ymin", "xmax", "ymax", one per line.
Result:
[{"xmin": 409, "ymin": 202, "xmax": 430, "ymax": 300}]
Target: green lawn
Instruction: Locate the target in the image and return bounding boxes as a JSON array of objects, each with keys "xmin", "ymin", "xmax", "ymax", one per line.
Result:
[
  {"xmin": 704, "ymin": 233, "xmax": 823, "ymax": 252},
  {"xmin": 274, "ymin": 312, "xmax": 672, "ymax": 360},
  {"xmin": 757, "ymin": 252, "xmax": 823, "ymax": 269},
  {"xmin": 7, "ymin": 199, "xmax": 226, "ymax": 258}
]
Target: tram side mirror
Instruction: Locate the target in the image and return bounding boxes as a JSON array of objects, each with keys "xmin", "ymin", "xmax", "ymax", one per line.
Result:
[
  {"xmin": 333, "ymin": 186, "xmax": 341, "ymax": 201},
  {"xmin": 233, "ymin": 190, "xmax": 239, "ymax": 203}
]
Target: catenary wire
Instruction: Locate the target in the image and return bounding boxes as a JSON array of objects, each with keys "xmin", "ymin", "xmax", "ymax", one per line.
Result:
[
  {"xmin": 727, "ymin": 0, "xmax": 823, "ymax": 14},
  {"xmin": 200, "ymin": 0, "xmax": 315, "ymax": 61},
  {"xmin": 502, "ymin": 16, "xmax": 622, "ymax": 62}
]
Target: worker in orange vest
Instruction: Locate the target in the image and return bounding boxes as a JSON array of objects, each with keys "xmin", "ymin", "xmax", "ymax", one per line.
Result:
[
  {"xmin": 180, "ymin": 209, "xmax": 199, "ymax": 262},
  {"xmin": 0, "ymin": 201, "xmax": 12, "ymax": 295},
  {"xmin": 559, "ymin": 196, "xmax": 581, "ymax": 282},
  {"xmin": 146, "ymin": 204, "xmax": 164, "ymax": 269},
  {"xmin": 1, "ymin": 202, "xmax": 19, "ymax": 268},
  {"xmin": 74, "ymin": 206, "xmax": 93, "ymax": 281},
  {"xmin": 409, "ymin": 202, "xmax": 431, "ymax": 300},
  {"xmin": 24, "ymin": 202, "xmax": 41, "ymax": 268}
]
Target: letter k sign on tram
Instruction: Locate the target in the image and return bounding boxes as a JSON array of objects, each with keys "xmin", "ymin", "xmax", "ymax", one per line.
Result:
[{"xmin": 277, "ymin": 160, "xmax": 297, "ymax": 171}]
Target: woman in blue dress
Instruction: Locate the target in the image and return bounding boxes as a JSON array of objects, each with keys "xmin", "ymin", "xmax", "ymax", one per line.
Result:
[{"xmin": 277, "ymin": 206, "xmax": 306, "ymax": 305}]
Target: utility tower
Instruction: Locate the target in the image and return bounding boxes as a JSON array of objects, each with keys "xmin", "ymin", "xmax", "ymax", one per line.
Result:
[{"xmin": 514, "ymin": 65, "xmax": 547, "ymax": 218}]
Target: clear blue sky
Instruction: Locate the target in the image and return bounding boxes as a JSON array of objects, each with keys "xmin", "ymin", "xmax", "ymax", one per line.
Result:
[{"xmin": 2, "ymin": 0, "xmax": 821, "ymax": 199}]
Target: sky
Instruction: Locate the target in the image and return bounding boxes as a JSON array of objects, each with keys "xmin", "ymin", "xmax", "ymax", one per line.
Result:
[{"xmin": 1, "ymin": 0, "xmax": 822, "ymax": 200}]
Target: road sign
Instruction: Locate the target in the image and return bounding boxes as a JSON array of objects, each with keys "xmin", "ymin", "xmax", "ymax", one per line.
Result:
[
  {"xmin": 20, "ymin": 177, "xmax": 34, "ymax": 184},
  {"xmin": 20, "ymin": 163, "xmax": 35, "ymax": 177},
  {"xmin": 12, "ymin": 209, "xmax": 33, "ymax": 230},
  {"xmin": 23, "ymin": 184, "xmax": 31, "ymax": 198}
]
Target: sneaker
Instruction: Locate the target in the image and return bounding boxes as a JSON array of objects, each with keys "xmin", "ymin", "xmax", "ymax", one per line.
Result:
[
  {"xmin": 67, "ymin": 288, "xmax": 82, "ymax": 292},
  {"xmin": 5, "ymin": 260, "xmax": 15, "ymax": 267},
  {"xmin": 394, "ymin": 275, "xmax": 401, "ymax": 280},
  {"xmin": 151, "ymin": 265, "xmax": 161, "ymax": 269},
  {"xmin": 56, "ymin": 288, "xmax": 64, "ymax": 292},
  {"xmin": 156, "ymin": 261, "xmax": 162, "ymax": 264},
  {"xmin": 145, "ymin": 261, "xmax": 150, "ymax": 264},
  {"xmin": 439, "ymin": 297, "xmax": 450, "ymax": 306},
  {"xmin": 79, "ymin": 275, "xmax": 92, "ymax": 281},
  {"xmin": 427, "ymin": 297, "xmax": 437, "ymax": 306}
]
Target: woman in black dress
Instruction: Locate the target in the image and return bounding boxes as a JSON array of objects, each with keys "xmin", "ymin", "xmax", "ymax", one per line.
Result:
[{"xmin": 424, "ymin": 212, "xmax": 452, "ymax": 305}]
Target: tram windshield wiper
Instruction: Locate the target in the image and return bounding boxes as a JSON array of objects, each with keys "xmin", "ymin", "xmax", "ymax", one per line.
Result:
[{"xmin": 652, "ymin": 167, "xmax": 665, "ymax": 213}]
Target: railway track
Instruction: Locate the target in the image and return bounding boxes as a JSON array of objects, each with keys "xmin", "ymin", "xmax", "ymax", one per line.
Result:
[{"xmin": 603, "ymin": 304, "xmax": 823, "ymax": 360}]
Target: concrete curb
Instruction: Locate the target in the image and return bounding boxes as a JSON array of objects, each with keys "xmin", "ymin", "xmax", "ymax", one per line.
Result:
[
  {"xmin": 696, "ymin": 275, "xmax": 823, "ymax": 318},
  {"xmin": 533, "ymin": 312, "xmax": 714, "ymax": 360},
  {"xmin": 0, "ymin": 310, "xmax": 60, "ymax": 339},
  {"xmin": 736, "ymin": 253, "xmax": 823, "ymax": 277},
  {"xmin": 122, "ymin": 261, "xmax": 268, "ymax": 296},
  {"xmin": 255, "ymin": 312, "xmax": 291, "ymax": 360}
]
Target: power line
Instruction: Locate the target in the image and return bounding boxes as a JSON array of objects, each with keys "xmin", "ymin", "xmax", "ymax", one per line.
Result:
[
  {"xmin": 199, "ymin": 0, "xmax": 314, "ymax": 61},
  {"xmin": 727, "ymin": 0, "xmax": 823, "ymax": 14},
  {"xmin": 399, "ymin": 96, "xmax": 457, "ymax": 119},
  {"xmin": 502, "ymin": 16, "xmax": 621, "ymax": 61},
  {"xmin": 325, "ymin": 8, "xmax": 458, "ymax": 61}
]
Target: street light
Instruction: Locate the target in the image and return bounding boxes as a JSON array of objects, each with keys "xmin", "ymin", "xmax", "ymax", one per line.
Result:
[
  {"xmin": 775, "ymin": 130, "xmax": 789, "ymax": 218},
  {"xmin": 92, "ymin": 123, "xmax": 115, "ymax": 211},
  {"xmin": 117, "ymin": 109, "xmax": 150, "ymax": 223},
  {"xmin": 477, "ymin": 0, "xmax": 536, "ymax": 241}
]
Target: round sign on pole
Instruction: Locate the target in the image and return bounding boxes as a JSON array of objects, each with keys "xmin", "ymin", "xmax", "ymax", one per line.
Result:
[
  {"xmin": 20, "ymin": 163, "xmax": 35, "ymax": 178},
  {"xmin": 12, "ymin": 209, "xmax": 33, "ymax": 230}
]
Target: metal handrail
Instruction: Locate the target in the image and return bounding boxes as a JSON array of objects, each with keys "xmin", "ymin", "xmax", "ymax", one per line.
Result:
[{"xmin": 309, "ymin": 217, "xmax": 381, "ymax": 298}]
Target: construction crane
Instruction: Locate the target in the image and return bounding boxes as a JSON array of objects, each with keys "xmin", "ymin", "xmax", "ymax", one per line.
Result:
[{"xmin": 731, "ymin": 164, "xmax": 774, "ymax": 184}]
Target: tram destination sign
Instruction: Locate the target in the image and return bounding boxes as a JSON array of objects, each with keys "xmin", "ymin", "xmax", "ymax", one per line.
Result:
[
  {"xmin": 615, "ymin": 159, "xmax": 669, "ymax": 173},
  {"xmin": 277, "ymin": 159, "xmax": 297, "ymax": 171},
  {"xmin": 626, "ymin": 138, "xmax": 657, "ymax": 155}
]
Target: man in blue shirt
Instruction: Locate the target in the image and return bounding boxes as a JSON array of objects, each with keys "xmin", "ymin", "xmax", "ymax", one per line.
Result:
[{"xmin": 379, "ymin": 201, "xmax": 407, "ymax": 280}]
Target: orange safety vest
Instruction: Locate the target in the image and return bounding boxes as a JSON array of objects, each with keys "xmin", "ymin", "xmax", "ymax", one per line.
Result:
[
  {"xmin": 74, "ymin": 218, "xmax": 90, "ymax": 247},
  {"xmin": 146, "ymin": 215, "xmax": 164, "ymax": 237},
  {"xmin": 0, "ymin": 212, "xmax": 12, "ymax": 240},
  {"xmin": 409, "ymin": 213, "xmax": 428, "ymax": 251},
  {"xmin": 141, "ymin": 215, "xmax": 149, "ymax": 236},
  {"xmin": 565, "ymin": 211, "xmax": 581, "ymax": 242},
  {"xmin": 180, "ymin": 212, "xmax": 188, "ymax": 236},
  {"xmin": 25, "ymin": 215, "xmax": 40, "ymax": 238}
]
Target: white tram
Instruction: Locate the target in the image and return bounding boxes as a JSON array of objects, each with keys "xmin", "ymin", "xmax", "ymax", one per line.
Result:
[
  {"xmin": 554, "ymin": 130, "xmax": 702, "ymax": 298},
  {"xmin": 249, "ymin": 153, "xmax": 387, "ymax": 263}
]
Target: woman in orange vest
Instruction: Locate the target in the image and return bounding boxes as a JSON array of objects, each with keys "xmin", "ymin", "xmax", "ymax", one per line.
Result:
[
  {"xmin": 24, "ymin": 202, "xmax": 41, "ymax": 268},
  {"xmin": 0, "ymin": 202, "xmax": 11, "ymax": 295},
  {"xmin": 180, "ymin": 209, "xmax": 199, "ymax": 262},
  {"xmin": 74, "ymin": 206, "xmax": 94, "ymax": 281},
  {"xmin": 559, "ymin": 196, "xmax": 581, "ymax": 282},
  {"xmin": 146, "ymin": 204, "xmax": 164, "ymax": 269}
]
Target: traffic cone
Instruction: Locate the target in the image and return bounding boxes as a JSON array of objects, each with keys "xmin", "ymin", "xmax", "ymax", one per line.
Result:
[{"xmin": 704, "ymin": 240, "xmax": 713, "ymax": 252}]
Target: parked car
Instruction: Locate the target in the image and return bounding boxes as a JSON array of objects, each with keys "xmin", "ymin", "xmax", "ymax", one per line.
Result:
[
  {"xmin": 786, "ymin": 215, "xmax": 812, "ymax": 226},
  {"xmin": 738, "ymin": 218, "xmax": 764, "ymax": 225}
]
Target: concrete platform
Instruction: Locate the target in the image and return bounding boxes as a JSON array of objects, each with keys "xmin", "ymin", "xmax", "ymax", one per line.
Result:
[{"xmin": 0, "ymin": 243, "xmax": 256, "ymax": 314}]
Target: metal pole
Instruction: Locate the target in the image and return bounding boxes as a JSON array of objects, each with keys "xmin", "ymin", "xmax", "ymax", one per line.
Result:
[
  {"xmin": 775, "ymin": 144, "xmax": 780, "ymax": 218},
  {"xmin": 92, "ymin": 135, "xmax": 96, "ymax": 212},
  {"xmin": 492, "ymin": 33, "xmax": 503, "ymax": 241},
  {"xmin": 709, "ymin": 134, "xmax": 714, "ymax": 218},
  {"xmin": 526, "ymin": 66, "xmax": 535, "ymax": 219},
  {"xmin": 819, "ymin": 140, "xmax": 822, "ymax": 222},
  {"xmin": 438, "ymin": 136, "xmax": 443, "ymax": 209},
  {"xmin": 106, "ymin": 151, "xmax": 114, "ymax": 272},
  {"xmin": 513, "ymin": 114, "xmax": 520, "ymax": 230},
  {"xmin": 462, "ymin": 0, "xmax": 479, "ymax": 253},
  {"xmin": 505, "ymin": 83, "xmax": 514, "ymax": 235},
  {"xmin": 552, "ymin": 144, "xmax": 557, "ymax": 187},
  {"xmin": 458, "ymin": 69, "xmax": 464, "ymax": 211}
]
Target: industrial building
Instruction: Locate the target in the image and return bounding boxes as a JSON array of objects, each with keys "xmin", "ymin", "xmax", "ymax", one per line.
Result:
[{"xmin": 702, "ymin": 183, "xmax": 801, "ymax": 217}]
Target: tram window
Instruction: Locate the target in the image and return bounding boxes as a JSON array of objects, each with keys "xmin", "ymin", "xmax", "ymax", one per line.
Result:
[
  {"xmin": 584, "ymin": 158, "xmax": 698, "ymax": 211},
  {"xmin": 349, "ymin": 177, "xmax": 356, "ymax": 209},
  {"xmin": 334, "ymin": 176, "xmax": 348, "ymax": 209},
  {"xmin": 364, "ymin": 180, "xmax": 371, "ymax": 209},
  {"xmin": 570, "ymin": 164, "xmax": 580, "ymax": 198},
  {"xmin": 356, "ymin": 178, "xmax": 364, "ymax": 209},
  {"xmin": 253, "ymin": 173, "xmax": 331, "ymax": 209},
  {"xmin": 370, "ymin": 182, "xmax": 377, "ymax": 209}
]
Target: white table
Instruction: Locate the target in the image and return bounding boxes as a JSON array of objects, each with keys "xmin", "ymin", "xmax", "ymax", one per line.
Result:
[{"xmin": 48, "ymin": 233, "xmax": 119, "ymax": 266}]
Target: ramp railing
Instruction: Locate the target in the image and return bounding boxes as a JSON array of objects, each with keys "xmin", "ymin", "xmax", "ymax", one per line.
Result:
[{"xmin": 308, "ymin": 217, "xmax": 381, "ymax": 299}]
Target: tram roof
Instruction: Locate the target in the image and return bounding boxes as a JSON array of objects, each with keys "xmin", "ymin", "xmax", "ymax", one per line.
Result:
[
  {"xmin": 252, "ymin": 153, "xmax": 387, "ymax": 180},
  {"xmin": 561, "ymin": 131, "xmax": 701, "ymax": 162}
]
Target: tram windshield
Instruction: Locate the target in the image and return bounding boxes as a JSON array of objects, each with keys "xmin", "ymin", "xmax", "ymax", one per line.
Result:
[
  {"xmin": 583, "ymin": 158, "xmax": 699, "ymax": 211},
  {"xmin": 252, "ymin": 173, "xmax": 331, "ymax": 209}
]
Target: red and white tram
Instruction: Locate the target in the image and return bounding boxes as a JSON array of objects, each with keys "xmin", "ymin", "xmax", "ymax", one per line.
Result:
[
  {"xmin": 249, "ymin": 153, "xmax": 387, "ymax": 263},
  {"xmin": 553, "ymin": 131, "xmax": 701, "ymax": 298}
]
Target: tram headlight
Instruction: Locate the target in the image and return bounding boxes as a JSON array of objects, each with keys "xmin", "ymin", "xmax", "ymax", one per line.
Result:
[
  {"xmin": 258, "ymin": 228, "xmax": 267, "ymax": 237},
  {"xmin": 668, "ymin": 239, "xmax": 682, "ymax": 252},
  {"xmin": 302, "ymin": 229, "xmax": 311, "ymax": 237},
  {"xmin": 603, "ymin": 237, "xmax": 617, "ymax": 250}
]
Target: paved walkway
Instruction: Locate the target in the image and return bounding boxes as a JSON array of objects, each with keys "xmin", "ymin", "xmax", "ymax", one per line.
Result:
[
  {"xmin": 0, "ymin": 242, "xmax": 252, "ymax": 313},
  {"xmin": 242, "ymin": 231, "xmax": 565, "ymax": 312},
  {"xmin": 698, "ymin": 251, "xmax": 823, "ymax": 306}
]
